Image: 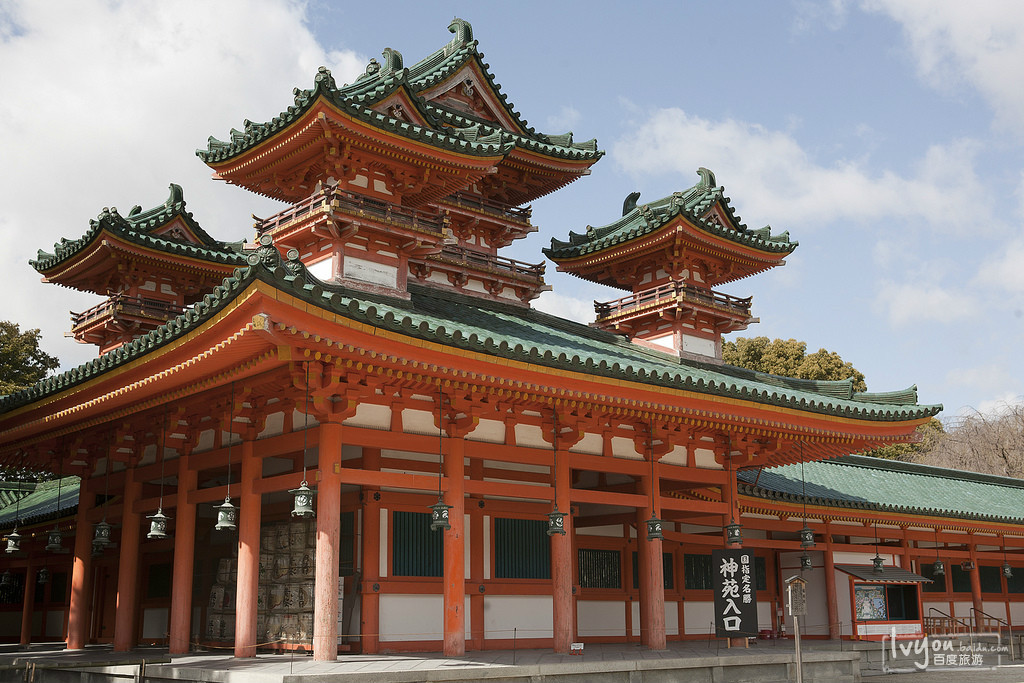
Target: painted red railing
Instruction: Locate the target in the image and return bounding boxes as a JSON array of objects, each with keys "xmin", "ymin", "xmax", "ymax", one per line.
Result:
[
  {"xmin": 594, "ymin": 282, "xmax": 751, "ymax": 319},
  {"xmin": 444, "ymin": 192, "xmax": 532, "ymax": 223},
  {"xmin": 437, "ymin": 245, "xmax": 545, "ymax": 280},
  {"xmin": 71, "ymin": 294, "xmax": 183, "ymax": 330},
  {"xmin": 254, "ymin": 185, "xmax": 446, "ymax": 235}
]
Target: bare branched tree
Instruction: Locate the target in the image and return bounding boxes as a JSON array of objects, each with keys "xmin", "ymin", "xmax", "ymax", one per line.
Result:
[{"xmin": 915, "ymin": 402, "xmax": 1024, "ymax": 478}]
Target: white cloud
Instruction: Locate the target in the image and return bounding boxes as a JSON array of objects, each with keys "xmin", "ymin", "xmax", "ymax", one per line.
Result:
[
  {"xmin": 874, "ymin": 276, "xmax": 977, "ymax": 327},
  {"xmin": 611, "ymin": 108, "xmax": 990, "ymax": 234},
  {"xmin": 545, "ymin": 106, "xmax": 581, "ymax": 133},
  {"xmin": 792, "ymin": 0, "xmax": 851, "ymax": 34},
  {"xmin": 0, "ymin": 0, "xmax": 366, "ymax": 371},
  {"xmin": 864, "ymin": 0, "xmax": 1024, "ymax": 136},
  {"xmin": 534, "ymin": 290, "xmax": 594, "ymax": 324},
  {"xmin": 974, "ymin": 240, "xmax": 1024, "ymax": 294}
]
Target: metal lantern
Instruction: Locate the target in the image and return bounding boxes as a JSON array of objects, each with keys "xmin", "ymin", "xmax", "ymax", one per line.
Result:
[
  {"xmin": 45, "ymin": 527, "xmax": 63, "ymax": 552},
  {"xmin": 5, "ymin": 528, "xmax": 21, "ymax": 554},
  {"xmin": 146, "ymin": 509, "xmax": 171, "ymax": 540},
  {"xmin": 646, "ymin": 515, "xmax": 664, "ymax": 541},
  {"xmin": 290, "ymin": 481, "xmax": 316, "ymax": 518},
  {"xmin": 214, "ymin": 497, "xmax": 238, "ymax": 531},
  {"xmin": 800, "ymin": 553, "xmax": 812, "ymax": 571},
  {"xmin": 93, "ymin": 520, "xmax": 112, "ymax": 549},
  {"xmin": 546, "ymin": 505, "xmax": 567, "ymax": 536},
  {"xmin": 725, "ymin": 519, "xmax": 743, "ymax": 546},
  {"xmin": 37, "ymin": 568, "xmax": 49, "ymax": 585},
  {"xmin": 429, "ymin": 498, "xmax": 452, "ymax": 532},
  {"xmin": 961, "ymin": 560, "xmax": 976, "ymax": 571},
  {"xmin": 932, "ymin": 559, "xmax": 945, "ymax": 576},
  {"xmin": 799, "ymin": 525, "xmax": 815, "ymax": 549},
  {"xmin": 1003, "ymin": 562, "xmax": 1013, "ymax": 579},
  {"xmin": 872, "ymin": 554, "xmax": 885, "ymax": 573}
]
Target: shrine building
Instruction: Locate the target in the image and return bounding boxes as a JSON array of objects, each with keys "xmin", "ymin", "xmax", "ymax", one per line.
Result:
[{"xmin": 5, "ymin": 18, "xmax": 1014, "ymax": 659}]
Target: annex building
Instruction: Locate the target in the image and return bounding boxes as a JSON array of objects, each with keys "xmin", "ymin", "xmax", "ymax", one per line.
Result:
[{"xmin": 2, "ymin": 18, "xmax": 1013, "ymax": 661}]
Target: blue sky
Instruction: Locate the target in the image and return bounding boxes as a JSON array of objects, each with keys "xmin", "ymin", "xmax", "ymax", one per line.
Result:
[{"xmin": 1, "ymin": 1, "xmax": 1022, "ymax": 422}]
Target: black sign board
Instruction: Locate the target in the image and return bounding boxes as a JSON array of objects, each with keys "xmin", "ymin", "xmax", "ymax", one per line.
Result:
[{"xmin": 712, "ymin": 548, "xmax": 759, "ymax": 637}]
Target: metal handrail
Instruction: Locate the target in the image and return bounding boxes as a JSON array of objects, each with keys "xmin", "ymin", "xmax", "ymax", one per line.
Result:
[
  {"xmin": 926, "ymin": 607, "xmax": 972, "ymax": 634},
  {"xmin": 971, "ymin": 606, "xmax": 1015, "ymax": 659}
]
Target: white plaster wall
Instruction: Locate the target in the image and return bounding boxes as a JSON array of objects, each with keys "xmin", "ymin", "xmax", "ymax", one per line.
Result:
[
  {"xmin": 683, "ymin": 601, "xmax": 716, "ymax": 635},
  {"xmin": 659, "ymin": 445, "xmax": 687, "ymax": 467},
  {"xmin": 344, "ymin": 403, "xmax": 391, "ymax": 429},
  {"xmin": 464, "ymin": 513, "xmax": 471, "ymax": 578},
  {"xmin": 1009, "ymin": 602, "xmax": 1024, "ymax": 624},
  {"xmin": 832, "ymin": 551, "xmax": 897, "ymax": 566},
  {"xmin": 610, "ymin": 436, "xmax": 642, "ymax": 460},
  {"xmin": 258, "ymin": 411, "xmax": 284, "ymax": 438},
  {"xmin": 577, "ymin": 600, "xmax": 625, "ymax": 637},
  {"xmin": 692, "ymin": 449, "xmax": 721, "ymax": 469},
  {"xmin": 380, "ymin": 595, "xmax": 443, "ymax": 641},
  {"xmin": 757, "ymin": 602, "xmax": 772, "ymax": 631},
  {"xmin": 835, "ymin": 571, "xmax": 852, "ymax": 633},
  {"xmin": 142, "ymin": 607, "xmax": 169, "ymax": 639},
  {"xmin": 45, "ymin": 610, "xmax": 63, "ymax": 638},
  {"xmin": 779, "ymin": 553, "xmax": 828, "ymax": 635},
  {"xmin": 467, "ymin": 419, "xmax": 505, "ymax": 443},
  {"xmin": 631, "ymin": 601, "xmax": 640, "ymax": 636},
  {"xmin": 953, "ymin": 601, "xmax": 974, "ymax": 618},
  {"xmin": 576, "ymin": 525, "xmax": 624, "ymax": 537},
  {"xmin": 307, "ymin": 258, "xmax": 333, "ymax": 281},
  {"xmin": 514, "ymin": 423, "xmax": 546, "ymax": 449},
  {"xmin": 401, "ymin": 408, "xmax": 436, "ymax": 435},
  {"xmin": 569, "ymin": 432, "xmax": 603, "ymax": 455},
  {"xmin": 379, "ymin": 507, "xmax": 388, "ymax": 578},
  {"xmin": 483, "ymin": 515, "xmax": 491, "ymax": 579},
  {"xmin": 629, "ymin": 602, "xmax": 677, "ymax": 636},
  {"xmin": 484, "ymin": 595, "xmax": 552, "ymax": 640}
]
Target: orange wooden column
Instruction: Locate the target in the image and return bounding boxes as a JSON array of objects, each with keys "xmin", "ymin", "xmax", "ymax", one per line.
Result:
[
  {"xmin": 469, "ymin": 458, "xmax": 485, "ymax": 651},
  {"xmin": 443, "ymin": 437, "xmax": 466, "ymax": 657},
  {"xmin": 169, "ymin": 453, "xmax": 197, "ymax": 654},
  {"xmin": 823, "ymin": 531, "xmax": 840, "ymax": 639},
  {"xmin": 67, "ymin": 477, "xmax": 95, "ymax": 649},
  {"xmin": 234, "ymin": 440, "xmax": 260, "ymax": 658},
  {"xmin": 969, "ymin": 544, "xmax": 984, "ymax": 624},
  {"xmin": 638, "ymin": 469, "xmax": 666, "ymax": 650},
  {"xmin": 360, "ymin": 446, "xmax": 381, "ymax": 655},
  {"xmin": 313, "ymin": 420, "xmax": 343, "ymax": 661},
  {"xmin": 113, "ymin": 467, "xmax": 142, "ymax": 652},
  {"xmin": 20, "ymin": 562, "xmax": 34, "ymax": 645},
  {"xmin": 551, "ymin": 444, "xmax": 573, "ymax": 653}
]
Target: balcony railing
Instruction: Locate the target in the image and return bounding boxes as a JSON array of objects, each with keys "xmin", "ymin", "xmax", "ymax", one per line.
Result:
[
  {"xmin": 255, "ymin": 185, "xmax": 446, "ymax": 236},
  {"xmin": 71, "ymin": 294, "xmax": 184, "ymax": 330},
  {"xmin": 594, "ymin": 282, "xmax": 751, "ymax": 320},
  {"xmin": 444, "ymin": 192, "xmax": 532, "ymax": 224},
  {"xmin": 435, "ymin": 245, "xmax": 544, "ymax": 280}
]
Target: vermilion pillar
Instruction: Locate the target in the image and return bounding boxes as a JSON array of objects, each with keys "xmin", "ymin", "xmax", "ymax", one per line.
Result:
[
  {"xmin": 169, "ymin": 454, "xmax": 197, "ymax": 654},
  {"xmin": 360, "ymin": 447, "xmax": 381, "ymax": 655},
  {"xmin": 969, "ymin": 545, "xmax": 984, "ymax": 625},
  {"xmin": 443, "ymin": 437, "xmax": 465, "ymax": 657},
  {"xmin": 234, "ymin": 440, "xmax": 260, "ymax": 657},
  {"xmin": 314, "ymin": 421, "xmax": 343, "ymax": 661},
  {"xmin": 469, "ymin": 458, "xmax": 484, "ymax": 651},
  {"xmin": 823, "ymin": 530, "xmax": 840, "ymax": 639},
  {"xmin": 67, "ymin": 477, "xmax": 95, "ymax": 649},
  {"xmin": 638, "ymin": 469, "xmax": 666, "ymax": 649},
  {"xmin": 551, "ymin": 445, "xmax": 573, "ymax": 653},
  {"xmin": 113, "ymin": 468, "xmax": 142, "ymax": 651},
  {"xmin": 20, "ymin": 562, "xmax": 34, "ymax": 645}
]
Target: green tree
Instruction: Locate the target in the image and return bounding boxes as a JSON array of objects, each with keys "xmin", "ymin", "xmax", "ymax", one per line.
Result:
[
  {"xmin": 0, "ymin": 321, "xmax": 60, "ymax": 395},
  {"xmin": 722, "ymin": 336, "xmax": 867, "ymax": 392},
  {"xmin": 859, "ymin": 417, "xmax": 946, "ymax": 460}
]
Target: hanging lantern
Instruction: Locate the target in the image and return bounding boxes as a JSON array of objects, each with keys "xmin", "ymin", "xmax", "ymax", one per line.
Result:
[
  {"xmin": 93, "ymin": 520, "xmax": 112, "ymax": 550},
  {"xmin": 801, "ymin": 553, "xmax": 812, "ymax": 571},
  {"xmin": 872, "ymin": 554, "xmax": 885, "ymax": 573},
  {"xmin": 5, "ymin": 528, "xmax": 21, "ymax": 554},
  {"xmin": 214, "ymin": 497, "xmax": 238, "ymax": 531},
  {"xmin": 0, "ymin": 570, "xmax": 12, "ymax": 588},
  {"xmin": 429, "ymin": 498, "xmax": 451, "ymax": 532},
  {"xmin": 725, "ymin": 519, "xmax": 743, "ymax": 546},
  {"xmin": 37, "ymin": 568, "xmax": 49, "ymax": 585},
  {"xmin": 290, "ymin": 481, "xmax": 316, "ymax": 518},
  {"xmin": 1003, "ymin": 562, "xmax": 1013, "ymax": 579},
  {"xmin": 646, "ymin": 515, "xmax": 664, "ymax": 541},
  {"xmin": 45, "ymin": 527, "xmax": 63, "ymax": 552},
  {"xmin": 932, "ymin": 559, "xmax": 945, "ymax": 576},
  {"xmin": 961, "ymin": 560, "xmax": 976, "ymax": 571},
  {"xmin": 146, "ymin": 509, "xmax": 171, "ymax": 540},
  {"xmin": 799, "ymin": 525, "xmax": 815, "ymax": 549},
  {"xmin": 546, "ymin": 505, "xmax": 567, "ymax": 536}
]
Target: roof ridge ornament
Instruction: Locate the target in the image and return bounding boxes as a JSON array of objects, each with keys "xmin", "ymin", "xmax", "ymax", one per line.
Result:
[
  {"xmin": 381, "ymin": 47, "xmax": 404, "ymax": 74},
  {"xmin": 314, "ymin": 66, "xmax": 337, "ymax": 93},
  {"xmin": 622, "ymin": 191, "xmax": 640, "ymax": 216},
  {"xmin": 448, "ymin": 17, "xmax": 473, "ymax": 47},
  {"xmin": 696, "ymin": 167, "xmax": 716, "ymax": 189}
]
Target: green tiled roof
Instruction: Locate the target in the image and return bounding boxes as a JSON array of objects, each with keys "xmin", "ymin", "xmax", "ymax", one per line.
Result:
[
  {"xmin": 0, "ymin": 477, "xmax": 79, "ymax": 529},
  {"xmin": 31, "ymin": 184, "xmax": 246, "ymax": 273},
  {"xmin": 544, "ymin": 168, "xmax": 796, "ymax": 262},
  {"xmin": 197, "ymin": 18, "xmax": 601, "ymax": 166},
  {"xmin": 740, "ymin": 455, "xmax": 1024, "ymax": 524},
  {"xmin": 0, "ymin": 243, "xmax": 940, "ymax": 424}
]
